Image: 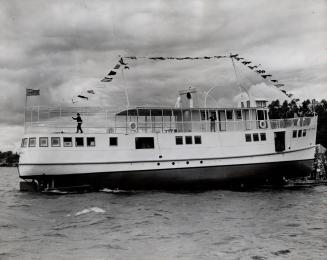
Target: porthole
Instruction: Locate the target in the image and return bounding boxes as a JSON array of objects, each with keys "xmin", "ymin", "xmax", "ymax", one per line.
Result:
[
  {"xmin": 157, "ymin": 162, "xmax": 160, "ymax": 166},
  {"xmin": 172, "ymin": 162, "xmax": 175, "ymax": 165},
  {"xmin": 186, "ymin": 161, "xmax": 189, "ymax": 164},
  {"xmin": 200, "ymin": 160, "xmax": 203, "ymax": 164}
]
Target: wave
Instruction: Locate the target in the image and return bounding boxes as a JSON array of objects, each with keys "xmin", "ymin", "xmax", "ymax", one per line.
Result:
[{"xmin": 75, "ymin": 207, "xmax": 105, "ymax": 216}]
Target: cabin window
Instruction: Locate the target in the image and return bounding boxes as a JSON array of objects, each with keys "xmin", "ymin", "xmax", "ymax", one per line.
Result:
[
  {"xmin": 175, "ymin": 136, "xmax": 183, "ymax": 145},
  {"xmin": 51, "ymin": 137, "xmax": 61, "ymax": 147},
  {"xmin": 226, "ymin": 110, "xmax": 233, "ymax": 120},
  {"xmin": 39, "ymin": 137, "xmax": 48, "ymax": 147},
  {"xmin": 135, "ymin": 137, "xmax": 154, "ymax": 149},
  {"xmin": 260, "ymin": 133, "xmax": 266, "ymax": 141},
  {"xmin": 185, "ymin": 136, "xmax": 192, "ymax": 144},
  {"xmin": 246, "ymin": 100, "xmax": 250, "ymax": 108},
  {"xmin": 194, "ymin": 136, "xmax": 202, "ymax": 144},
  {"xmin": 75, "ymin": 137, "xmax": 84, "ymax": 147},
  {"xmin": 241, "ymin": 102, "xmax": 244, "ymax": 108},
  {"xmin": 253, "ymin": 133, "xmax": 259, "ymax": 142},
  {"xmin": 298, "ymin": 130, "xmax": 302, "ymax": 137},
  {"xmin": 303, "ymin": 129, "xmax": 307, "ymax": 137},
  {"xmin": 21, "ymin": 138, "xmax": 28, "ymax": 148},
  {"xmin": 63, "ymin": 137, "xmax": 72, "ymax": 147},
  {"xmin": 245, "ymin": 134, "xmax": 252, "ymax": 142},
  {"xmin": 235, "ymin": 110, "xmax": 242, "ymax": 120},
  {"xmin": 109, "ymin": 137, "xmax": 118, "ymax": 146},
  {"xmin": 87, "ymin": 137, "xmax": 95, "ymax": 147},
  {"xmin": 292, "ymin": 130, "xmax": 297, "ymax": 138},
  {"xmin": 29, "ymin": 137, "xmax": 36, "ymax": 147}
]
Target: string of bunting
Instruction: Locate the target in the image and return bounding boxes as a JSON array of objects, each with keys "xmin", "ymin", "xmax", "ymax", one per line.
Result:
[
  {"xmin": 229, "ymin": 53, "xmax": 293, "ymax": 98},
  {"xmin": 72, "ymin": 53, "xmax": 293, "ymax": 104}
]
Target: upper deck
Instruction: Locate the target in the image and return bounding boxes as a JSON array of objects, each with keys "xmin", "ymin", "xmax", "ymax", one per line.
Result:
[{"xmin": 24, "ymin": 105, "xmax": 317, "ymax": 134}]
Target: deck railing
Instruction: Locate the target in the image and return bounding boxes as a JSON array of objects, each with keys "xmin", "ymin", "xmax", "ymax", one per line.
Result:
[{"xmin": 24, "ymin": 107, "xmax": 317, "ymax": 134}]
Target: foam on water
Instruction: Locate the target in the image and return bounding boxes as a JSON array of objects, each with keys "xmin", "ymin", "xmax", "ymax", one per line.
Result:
[{"xmin": 75, "ymin": 207, "xmax": 106, "ymax": 216}]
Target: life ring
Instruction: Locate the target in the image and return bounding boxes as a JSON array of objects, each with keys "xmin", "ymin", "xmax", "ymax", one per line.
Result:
[
  {"xmin": 259, "ymin": 120, "xmax": 267, "ymax": 129},
  {"xmin": 129, "ymin": 122, "xmax": 137, "ymax": 131}
]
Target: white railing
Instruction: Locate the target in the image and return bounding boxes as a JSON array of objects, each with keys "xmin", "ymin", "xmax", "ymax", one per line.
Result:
[{"xmin": 24, "ymin": 117, "xmax": 317, "ymax": 134}]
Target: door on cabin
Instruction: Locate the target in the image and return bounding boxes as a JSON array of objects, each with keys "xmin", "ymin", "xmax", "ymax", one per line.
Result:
[{"xmin": 274, "ymin": 131, "xmax": 285, "ymax": 152}]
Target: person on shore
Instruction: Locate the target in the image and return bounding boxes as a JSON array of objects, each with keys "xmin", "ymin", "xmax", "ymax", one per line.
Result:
[
  {"xmin": 72, "ymin": 113, "xmax": 83, "ymax": 133},
  {"xmin": 209, "ymin": 112, "xmax": 216, "ymax": 132}
]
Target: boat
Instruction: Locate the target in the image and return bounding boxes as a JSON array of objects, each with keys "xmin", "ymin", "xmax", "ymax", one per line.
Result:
[{"xmin": 18, "ymin": 57, "xmax": 318, "ymax": 192}]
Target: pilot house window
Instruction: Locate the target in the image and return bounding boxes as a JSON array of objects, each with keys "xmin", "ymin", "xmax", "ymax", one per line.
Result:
[{"xmin": 135, "ymin": 137, "xmax": 154, "ymax": 149}]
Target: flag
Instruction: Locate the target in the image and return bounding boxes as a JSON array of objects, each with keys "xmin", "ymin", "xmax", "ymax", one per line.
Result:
[
  {"xmin": 26, "ymin": 88, "xmax": 40, "ymax": 96},
  {"xmin": 114, "ymin": 64, "xmax": 120, "ymax": 69},
  {"xmin": 119, "ymin": 57, "xmax": 127, "ymax": 65},
  {"xmin": 124, "ymin": 66, "xmax": 130, "ymax": 69},
  {"xmin": 101, "ymin": 77, "xmax": 113, "ymax": 82},
  {"xmin": 77, "ymin": 95, "xmax": 88, "ymax": 100},
  {"xmin": 108, "ymin": 70, "xmax": 116, "ymax": 76},
  {"xmin": 87, "ymin": 90, "xmax": 95, "ymax": 94}
]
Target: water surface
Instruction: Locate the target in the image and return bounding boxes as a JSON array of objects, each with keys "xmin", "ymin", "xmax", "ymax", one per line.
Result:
[{"xmin": 1, "ymin": 167, "xmax": 326, "ymax": 259}]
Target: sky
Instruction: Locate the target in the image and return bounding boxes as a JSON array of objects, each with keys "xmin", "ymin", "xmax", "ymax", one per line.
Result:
[{"xmin": 0, "ymin": 0, "xmax": 326, "ymax": 151}]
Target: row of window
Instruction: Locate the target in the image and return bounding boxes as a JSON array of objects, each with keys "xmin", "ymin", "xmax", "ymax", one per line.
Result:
[
  {"xmin": 245, "ymin": 133, "xmax": 267, "ymax": 142},
  {"xmin": 21, "ymin": 135, "xmax": 204, "ymax": 149},
  {"xmin": 21, "ymin": 137, "xmax": 118, "ymax": 148},
  {"xmin": 293, "ymin": 129, "xmax": 307, "ymax": 138},
  {"xmin": 175, "ymin": 136, "xmax": 202, "ymax": 145}
]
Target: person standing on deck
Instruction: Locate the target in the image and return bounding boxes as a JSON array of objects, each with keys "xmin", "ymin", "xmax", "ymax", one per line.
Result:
[
  {"xmin": 72, "ymin": 113, "xmax": 83, "ymax": 133},
  {"xmin": 209, "ymin": 112, "xmax": 216, "ymax": 132}
]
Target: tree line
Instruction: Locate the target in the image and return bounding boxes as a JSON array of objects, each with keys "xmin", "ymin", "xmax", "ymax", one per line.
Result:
[
  {"xmin": 268, "ymin": 99, "xmax": 327, "ymax": 148},
  {"xmin": 0, "ymin": 151, "xmax": 19, "ymax": 167}
]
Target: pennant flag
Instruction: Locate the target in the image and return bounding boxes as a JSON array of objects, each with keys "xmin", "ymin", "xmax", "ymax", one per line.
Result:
[
  {"xmin": 119, "ymin": 57, "xmax": 127, "ymax": 65},
  {"xmin": 230, "ymin": 54, "xmax": 239, "ymax": 58},
  {"xmin": 274, "ymin": 84, "xmax": 285, "ymax": 87},
  {"xmin": 114, "ymin": 64, "xmax": 120, "ymax": 69},
  {"xmin": 108, "ymin": 70, "xmax": 116, "ymax": 76},
  {"xmin": 125, "ymin": 56, "xmax": 137, "ymax": 59},
  {"xmin": 101, "ymin": 77, "xmax": 113, "ymax": 82},
  {"xmin": 204, "ymin": 56, "xmax": 211, "ymax": 59},
  {"xmin": 235, "ymin": 57, "xmax": 244, "ymax": 61},
  {"xmin": 271, "ymin": 79, "xmax": 278, "ymax": 83},
  {"xmin": 26, "ymin": 88, "xmax": 40, "ymax": 96},
  {"xmin": 281, "ymin": 90, "xmax": 287, "ymax": 94},
  {"xmin": 256, "ymin": 70, "xmax": 266, "ymax": 73},
  {"xmin": 87, "ymin": 90, "xmax": 95, "ymax": 94},
  {"xmin": 242, "ymin": 61, "xmax": 251, "ymax": 65},
  {"xmin": 248, "ymin": 65, "xmax": 258, "ymax": 69},
  {"xmin": 261, "ymin": 74, "xmax": 272, "ymax": 79},
  {"xmin": 287, "ymin": 93, "xmax": 293, "ymax": 98},
  {"xmin": 77, "ymin": 95, "xmax": 88, "ymax": 100},
  {"xmin": 124, "ymin": 66, "xmax": 130, "ymax": 69}
]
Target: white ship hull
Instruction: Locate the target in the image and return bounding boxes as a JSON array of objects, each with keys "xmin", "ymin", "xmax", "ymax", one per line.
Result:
[{"xmin": 18, "ymin": 127, "xmax": 316, "ymax": 190}]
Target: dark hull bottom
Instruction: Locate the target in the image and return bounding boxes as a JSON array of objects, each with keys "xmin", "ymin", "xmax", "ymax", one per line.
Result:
[{"xmin": 21, "ymin": 159, "xmax": 314, "ymax": 191}]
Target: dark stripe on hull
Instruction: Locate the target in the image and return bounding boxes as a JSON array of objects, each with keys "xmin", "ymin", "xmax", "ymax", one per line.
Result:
[{"xmin": 22, "ymin": 159, "xmax": 313, "ymax": 190}]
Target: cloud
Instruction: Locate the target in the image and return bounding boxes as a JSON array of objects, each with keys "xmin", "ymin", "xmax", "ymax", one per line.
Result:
[{"xmin": 0, "ymin": 0, "xmax": 326, "ymax": 150}]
